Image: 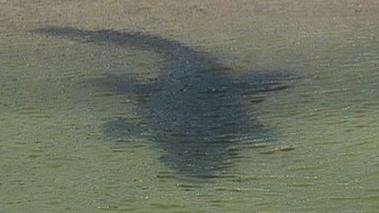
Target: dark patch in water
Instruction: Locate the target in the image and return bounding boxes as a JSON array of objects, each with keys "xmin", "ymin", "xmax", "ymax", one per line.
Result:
[{"xmin": 34, "ymin": 27, "xmax": 297, "ymax": 180}]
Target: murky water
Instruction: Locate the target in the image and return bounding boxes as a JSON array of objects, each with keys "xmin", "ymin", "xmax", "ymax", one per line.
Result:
[{"xmin": 1, "ymin": 1, "xmax": 379, "ymax": 212}]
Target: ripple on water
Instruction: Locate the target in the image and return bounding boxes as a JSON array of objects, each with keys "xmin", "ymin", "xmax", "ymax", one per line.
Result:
[{"xmin": 15, "ymin": 106, "xmax": 52, "ymax": 120}]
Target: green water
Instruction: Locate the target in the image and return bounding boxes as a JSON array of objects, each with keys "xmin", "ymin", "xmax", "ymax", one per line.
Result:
[{"xmin": 1, "ymin": 1, "xmax": 379, "ymax": 212}]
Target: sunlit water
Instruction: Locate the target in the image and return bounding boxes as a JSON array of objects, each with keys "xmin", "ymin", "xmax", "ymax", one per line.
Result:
[{"xmin": 1, "ymin": 1, "xmax": 379, "ymax": 212}]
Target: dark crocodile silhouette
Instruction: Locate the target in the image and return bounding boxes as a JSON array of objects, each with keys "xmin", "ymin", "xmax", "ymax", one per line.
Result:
[{"xmin": 34, "ymin": 27, "xmax": 296, "ymax": 180}]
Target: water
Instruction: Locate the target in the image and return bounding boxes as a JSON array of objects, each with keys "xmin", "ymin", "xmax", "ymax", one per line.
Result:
[{"xmin": 1, "ymin": 1, "xmax": 379, "ymax": 212}]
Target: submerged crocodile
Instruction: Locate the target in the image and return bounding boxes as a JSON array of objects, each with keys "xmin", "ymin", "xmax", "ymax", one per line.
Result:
[{"xmin": 34, "ymin": 27, "xmax": 295, "ymax": 179}]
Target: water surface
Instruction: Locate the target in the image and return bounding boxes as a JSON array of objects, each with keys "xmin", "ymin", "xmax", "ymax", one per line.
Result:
[{"xmin": 1, "ymin": 1, "xmax": 379, "ymax": 212}]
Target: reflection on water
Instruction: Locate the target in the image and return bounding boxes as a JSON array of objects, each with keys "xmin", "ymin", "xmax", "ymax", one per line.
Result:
[{"xmin": 34, "ymin": 27, "xmax": 296, "ymax": 179}]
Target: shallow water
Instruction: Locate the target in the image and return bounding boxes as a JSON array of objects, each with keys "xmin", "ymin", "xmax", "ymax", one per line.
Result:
[{"xmin": 1, "ymin": 1, "xmax": 379, "ymax": 212}]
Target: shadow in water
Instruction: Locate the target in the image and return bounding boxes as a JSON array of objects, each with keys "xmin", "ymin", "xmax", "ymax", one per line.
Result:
[{"xmin": 34, "ymin": 27, "xmax": 297, "ymax": 180}]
